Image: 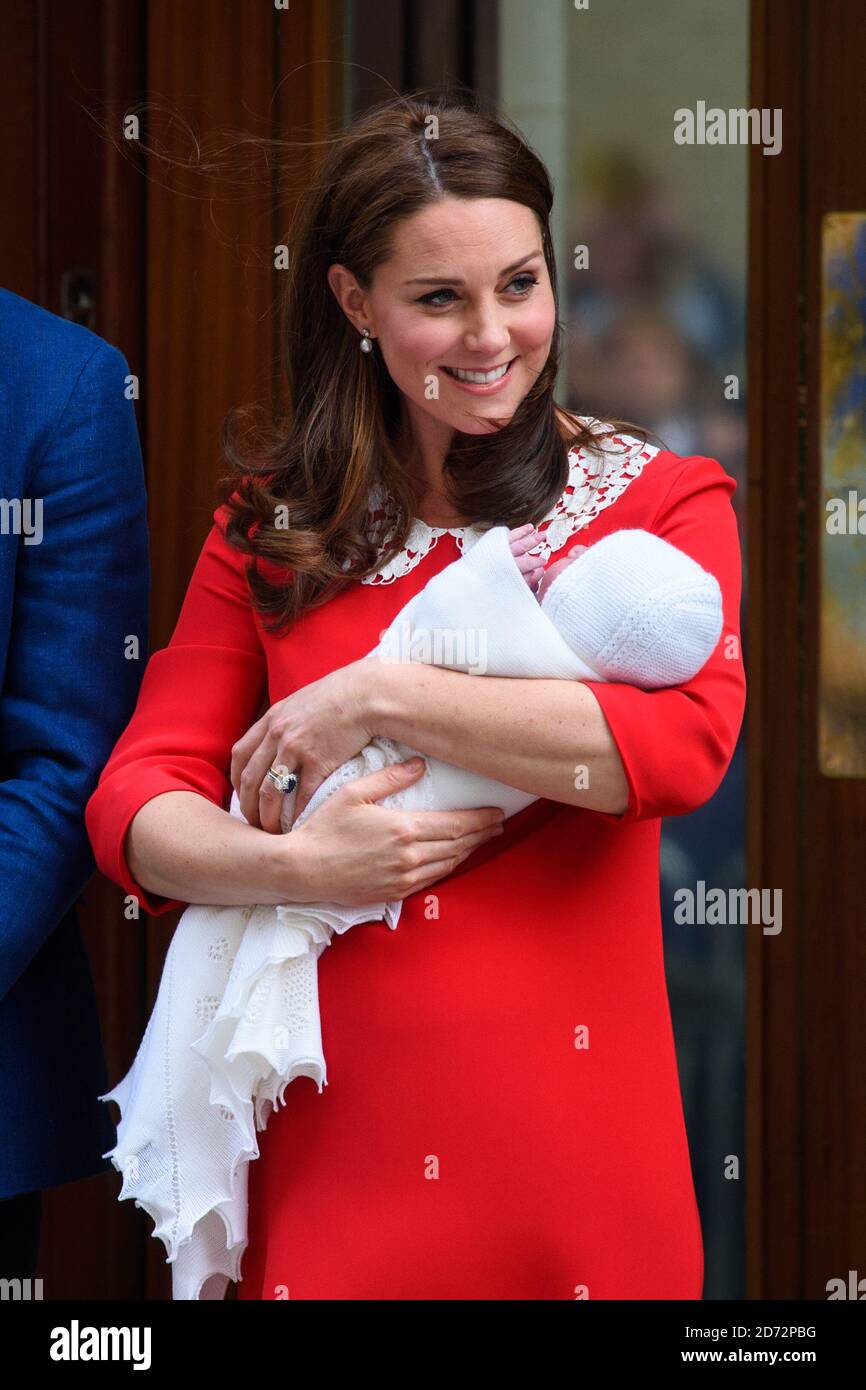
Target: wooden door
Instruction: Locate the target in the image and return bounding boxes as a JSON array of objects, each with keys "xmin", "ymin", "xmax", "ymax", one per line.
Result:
[
  {"xmin": 0, "ymin": 0, "xmax": 342, "ymax": 1300},
  {"xmin": 747, "ymin": 0, "xmax": 866, "ymax": 1299}
]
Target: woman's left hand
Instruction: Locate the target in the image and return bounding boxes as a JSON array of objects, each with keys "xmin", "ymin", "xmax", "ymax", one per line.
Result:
[{"xmin": 231, "ymin": 657, "xmax": 377, "ymax": 831}]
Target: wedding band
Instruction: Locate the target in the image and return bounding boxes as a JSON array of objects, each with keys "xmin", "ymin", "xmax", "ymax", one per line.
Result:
[{"xmin": 266, "ymin": 764, "xmax": 298, "ymax": 795}]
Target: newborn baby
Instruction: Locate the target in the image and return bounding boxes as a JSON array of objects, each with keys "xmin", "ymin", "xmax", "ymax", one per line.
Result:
[
  {"xmin": 509, "ymin": 522, "xmax": 722, "ymax": 687},
  {"xmin": 372, "ymin": 519, "xmax": 724, "ymax": 694},
  {"xmin": 101, "ymin": 519, "xmax": 724, "ymax": 1302}
]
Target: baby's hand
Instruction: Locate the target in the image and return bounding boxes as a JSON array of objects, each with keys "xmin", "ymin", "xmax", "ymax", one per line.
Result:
[
  {"xmin": 534, "ymin": 544, "xmax": 588, "ymax": 603},
  {"xmin": 508, "ymin": 524, "xmax": 544, "ymax": 590},
  {"xmin": 508, "ymin": 524, "xmax": 589, "ymax": 603}
]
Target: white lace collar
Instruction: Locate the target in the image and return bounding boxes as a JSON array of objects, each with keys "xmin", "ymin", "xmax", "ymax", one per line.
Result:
[{"xmin": 360, "ymin": 421, "xmax": 660, "ymax": 585}]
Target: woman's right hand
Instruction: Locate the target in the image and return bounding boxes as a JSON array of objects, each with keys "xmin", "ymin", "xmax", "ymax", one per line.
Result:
[{"xmin": 274, "ymin": 758, "xmax": 506, "ymax": 906}]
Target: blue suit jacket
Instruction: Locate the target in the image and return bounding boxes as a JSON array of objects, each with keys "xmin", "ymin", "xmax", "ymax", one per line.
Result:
[{"xmin": 0, "ymin": 288, "xmax": 150, "ymax": 1195}]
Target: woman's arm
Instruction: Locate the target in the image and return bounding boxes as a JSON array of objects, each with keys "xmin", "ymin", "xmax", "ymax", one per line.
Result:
[
  {"xmin": 87, "ymin": 505, "xmax": 504, "ymax": 913},
  {"xmin": 125, "ymin": 771, "xmax": 504, "ymax": 909},
  {"xmin": 367, "ymin": 662, "xmax": 629, "ymax": 814},
  {"xmin": 123, "ymin": 790, "xmax": 310, "ymax": 906},
  {"xmin": 85, "ymin": 505, "xmax": 271, "ymax": 915},
  {"xmin": 365, "ymin": 454, "xmax": 746, "ymax": 825},
  {"xmin": 232, "ymin": 454, "xmax": 744, "ymax": 832}
]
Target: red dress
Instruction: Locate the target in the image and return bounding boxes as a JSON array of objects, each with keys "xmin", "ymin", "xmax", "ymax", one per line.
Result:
[{"xmin": 85, "ymin": 435, "xmax": 746, "ymax": 1301}]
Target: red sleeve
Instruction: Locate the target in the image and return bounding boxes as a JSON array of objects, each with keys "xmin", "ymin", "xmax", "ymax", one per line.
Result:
[
  {"xmin": 84, "ymin": 504, "xmax": 267, "ymax": 914},
  {"xmin": 584, "ymin": 454, "xmax": 746, "ymax": 824}
]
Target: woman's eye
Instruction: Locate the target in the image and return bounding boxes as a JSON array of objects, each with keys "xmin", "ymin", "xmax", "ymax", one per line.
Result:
[
  {"xmin": 507, "ymin": 273, "xmax": 538, "ymax": 295},
  {"xmin": 417, "ymin": 273, "xmax": 538, "ymax": 308},
  {"xmin": 418, "ymin": 287, "xmax": 459, "ymax": 307}
]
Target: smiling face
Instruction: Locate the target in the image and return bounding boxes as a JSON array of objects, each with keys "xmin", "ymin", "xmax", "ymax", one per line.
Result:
[{"xmin": 329, "ymin": 196, "xmax": 557, "ymax": 457}]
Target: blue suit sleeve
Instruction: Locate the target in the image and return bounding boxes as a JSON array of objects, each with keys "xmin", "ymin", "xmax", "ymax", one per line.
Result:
[{"xmin": 0, "ymin": 341, "xmax": 150, "ymax": 999}]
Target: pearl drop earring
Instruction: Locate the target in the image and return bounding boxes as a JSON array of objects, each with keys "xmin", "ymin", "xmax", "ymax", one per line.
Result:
[{"xmin": 359, "ymin": 327, "xmax": 373, "ymax": 354}]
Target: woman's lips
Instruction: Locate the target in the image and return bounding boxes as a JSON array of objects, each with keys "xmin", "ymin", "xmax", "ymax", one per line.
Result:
[{"xmin": 439, "ymin": 357, "xmax": 517, "ymax": 394}]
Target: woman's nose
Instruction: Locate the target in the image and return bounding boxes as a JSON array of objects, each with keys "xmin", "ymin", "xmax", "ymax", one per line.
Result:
[{"xmin": 462, "ymin": 305, "xmax": 511, "ymax": 355}]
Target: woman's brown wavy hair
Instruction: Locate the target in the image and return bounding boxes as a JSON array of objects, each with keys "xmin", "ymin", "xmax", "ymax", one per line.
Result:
[{"xmin": 215, "ymin": 84, "xmax": 652, "ymax": 633}]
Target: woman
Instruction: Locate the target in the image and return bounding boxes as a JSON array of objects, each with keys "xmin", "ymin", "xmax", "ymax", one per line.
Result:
[{"xmin": 86, "ymin": 89, "xmax": 746, "ymax": 1300}]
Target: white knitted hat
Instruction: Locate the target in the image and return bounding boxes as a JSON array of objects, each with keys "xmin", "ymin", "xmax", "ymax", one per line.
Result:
[{"xmin": 538, "ymin": 529, "xmax": 723, "ymax": 687}]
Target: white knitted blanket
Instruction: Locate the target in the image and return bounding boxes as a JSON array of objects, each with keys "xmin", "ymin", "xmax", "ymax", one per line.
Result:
[{"xmin": 100, "ymin": 524, "xmax": 722, "ymax": 1299}]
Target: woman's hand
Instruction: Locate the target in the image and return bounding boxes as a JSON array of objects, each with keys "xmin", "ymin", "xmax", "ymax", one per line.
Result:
[
  {"xmin": 231, "ymin": 657, "xmax": 378, "ymax": 831},
  {"xmin": 275, "ymin": 759, "xmax": 505, "ymax": 906}
]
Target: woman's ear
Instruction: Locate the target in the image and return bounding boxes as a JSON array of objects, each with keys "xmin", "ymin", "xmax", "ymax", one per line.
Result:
[{"xmin": 327, "ymin": 263, "xmax": 371, "ymax": 335}]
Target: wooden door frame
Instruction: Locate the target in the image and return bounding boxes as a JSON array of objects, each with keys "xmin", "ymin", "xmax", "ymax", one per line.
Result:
[{"xmin": 747, "ymin": 0, "xmax": 866, "ymax": 1299}]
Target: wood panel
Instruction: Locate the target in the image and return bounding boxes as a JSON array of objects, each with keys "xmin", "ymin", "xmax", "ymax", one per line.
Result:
[
  {"xmin": 0, "ymin": 3, "xmax": 38, "ymax": 294},
  {"xmin": 142, "ymin": 0, "xmax": 344, "ymax": 1300},
  {"xmin": 0, "ymin": 0, "xmax": 150, "ymax": 1302},
  {"xmin": 802, "ymin": 0, "xmax": 866, "ymax": 1299},
  {"xmin": 745, "ymin": 0, "xmax": 807, "ymax": 1303},
  {"xmin": 747, "ymin": 0, "xmax": 866, "ymax": 1299},
  {"xmin": 347, "ymin": 0, "xmax": 498, "ymax": 114}
]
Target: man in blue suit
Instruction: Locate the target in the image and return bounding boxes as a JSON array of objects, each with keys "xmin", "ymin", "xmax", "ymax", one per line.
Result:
[{"xmin": 0, "ymin": 288, "xmax": 149, "ymax": 1276}]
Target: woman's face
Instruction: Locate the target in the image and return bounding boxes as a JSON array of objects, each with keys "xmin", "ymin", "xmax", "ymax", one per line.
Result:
[{"xmin": 333, "ymin": 196, "xmax": 556, "ymax": 443}]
